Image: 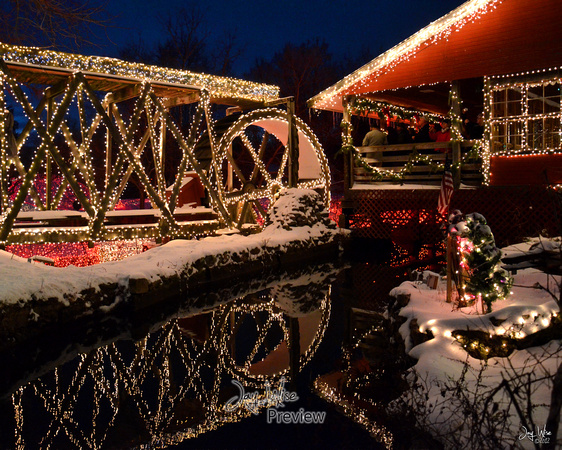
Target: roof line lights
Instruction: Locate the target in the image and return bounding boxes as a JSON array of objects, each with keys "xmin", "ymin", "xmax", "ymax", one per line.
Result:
[
  {"xmin": 0, "ymin": 42, "xmax": 279, "ymax": 102},
  {"xmin": 308, "ymin": 0, "xmax": 501, "ymax": 110}
]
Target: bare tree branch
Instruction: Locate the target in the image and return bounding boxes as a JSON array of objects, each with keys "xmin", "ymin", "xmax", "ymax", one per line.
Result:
[{"xmin": 0, "ymin": 0, "xmax": 110, "ymax": 50}]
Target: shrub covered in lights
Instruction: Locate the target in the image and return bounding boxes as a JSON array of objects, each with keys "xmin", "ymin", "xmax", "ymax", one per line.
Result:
[{"xmin": 449, "ymin": 212, "xmax": 513, "ymax": 313}]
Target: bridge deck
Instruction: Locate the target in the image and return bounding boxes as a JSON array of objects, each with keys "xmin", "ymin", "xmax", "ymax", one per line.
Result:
[{"xmin": 9, "ymin": 206, "xmax": 221, "ymax": 244}]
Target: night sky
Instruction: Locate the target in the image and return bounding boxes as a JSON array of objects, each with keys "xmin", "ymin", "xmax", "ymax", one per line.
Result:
[{"xmin": 85, "ymin": 0, "xmax": 468, "ymax": 76}]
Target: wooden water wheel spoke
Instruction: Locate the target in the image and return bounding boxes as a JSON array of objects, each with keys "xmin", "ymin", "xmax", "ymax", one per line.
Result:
[
  {"xmin": 236, "ymin": 201, "xmax": 252, "ymax": 228},
  {"xmin": 244, "ymin": 187, "xmax": 271, "ymax": 201},
  {"xmin": 253, "ymin": 199, "xmax": 268, "ymax": 218},
  {"xmin": 224, "ymin": 187, "xmax": 269, "ymax": 203},
  {"xmin": 239, "ymin": 133, "xmax": 272, "ymax": 185},
  {"xmin": 250, "ymin": 131, "xmax": 270, "ymax": 184},
  {"xmin": 225, "ymin": 150, "xmax": 247, "ymax": 185},
  {"xmin": 275, "ymin": 145, "xmax": 290, "ymax": 184}
]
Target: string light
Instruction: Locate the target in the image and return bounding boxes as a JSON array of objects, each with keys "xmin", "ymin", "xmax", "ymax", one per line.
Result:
[
  {"xmin": 9, "ymin": 281, "xmax": 333, "ymax": 447},
  {"xmin": 0, "ymin": 42, "xmax": 279, "ymax": 102},
  {"xmin": 313, "ymin": 377, "xmax": 393, "ymax": 449},
  {"xmin": 309, "ymin": 0, "xmax": 503, "ymax": 111},
  {"xmin": 348, "ymin": 97, "xmax": 444, "ymax": 123},
  {"xmin": 487, "ymin": 71, "xmax": 561, "ymax": 157},
  {"xmin": 0, "ymin": 44, "xmax": 330, "ymax": 248},
  {"xmin": 478, "ymin": 68, "xmax": 562, "ymax": 183}
]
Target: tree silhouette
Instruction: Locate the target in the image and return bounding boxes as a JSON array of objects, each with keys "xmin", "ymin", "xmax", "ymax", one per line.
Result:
[
  {"xmin": 0, "ymin": 0, "xmax": 109, "ymax": 50},
  {"xmin": 118, "ymin": 4, "xmax": 243, "ymax": 77},
  {"xmin": 245, "ymin": 39, "xmax": 348, "ymax": 191},
  {"xmin": 246, "ymin": 39, "xmax": 340, "ymax": 118}
]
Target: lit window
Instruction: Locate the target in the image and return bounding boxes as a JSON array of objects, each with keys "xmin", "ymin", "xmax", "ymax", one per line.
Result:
[{"xmin": 490, "ymin": 77, "xmax": 561, "ymax": 154}]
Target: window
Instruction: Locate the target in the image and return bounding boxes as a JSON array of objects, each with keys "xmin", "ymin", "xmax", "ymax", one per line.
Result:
[{"xmin": 490, "ymin": 78, "xmax": 561, "ymax": 154}]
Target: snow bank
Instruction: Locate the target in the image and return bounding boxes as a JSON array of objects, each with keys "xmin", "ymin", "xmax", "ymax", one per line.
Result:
[
  {"xmin": 390, "ymin": 258, "xmax": 561, "ymax": 448},
  {"xmin": 0, "ymin": 189, "xmax": 347, "ymax": 309}
]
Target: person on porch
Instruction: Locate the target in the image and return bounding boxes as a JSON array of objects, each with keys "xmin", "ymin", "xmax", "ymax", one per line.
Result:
[
  {"xmin": 431, "ymin": 118, "xmax": 451, "ymax": 152},
  {"xmin": 395, "ymin": 122, "xmax": 412, "ymax": 144},
  {"xmin": 413, "ymin": 116, "xmax": 432, "ymax": 143},
  {"xmin": 362, "ymin": 122, "xmax": 388, "ymax": 146}
]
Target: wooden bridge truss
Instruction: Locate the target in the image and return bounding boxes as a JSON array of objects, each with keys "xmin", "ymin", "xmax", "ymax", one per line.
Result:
[{"xmin": 0, "ymin": 49, "xmax": 330, "ymax": 246}]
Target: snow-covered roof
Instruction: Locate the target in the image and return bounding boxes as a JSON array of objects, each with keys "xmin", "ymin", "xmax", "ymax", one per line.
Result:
[{"xmin": 0, "ymin": 42, "xmax": 279, "ymax": 104}]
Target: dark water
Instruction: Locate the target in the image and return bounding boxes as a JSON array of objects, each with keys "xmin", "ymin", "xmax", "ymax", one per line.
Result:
[{"xmin": 0, "ymin": 239, "xmax": 443, "ymax": 449}]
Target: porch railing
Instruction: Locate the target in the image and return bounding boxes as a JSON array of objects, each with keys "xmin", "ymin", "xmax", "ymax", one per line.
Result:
[{"xmin": 350, "ymin": 140, "xmax": 482, "ymax": 187}]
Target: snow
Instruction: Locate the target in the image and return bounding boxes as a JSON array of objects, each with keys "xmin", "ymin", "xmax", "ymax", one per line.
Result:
[
  {"xmin": 390, "ymin": 260, "xmax": 561, "ymax": 448},
  {"xmin": 502, "ymin": 235, "xmax": 562, "ymax": 258},
  {"xmin": 16, "ymin": 210, "xmax": 87, "ymax": 220},
  {"xmin": 0, "ymin": 227, "xmax": 328, "ymax": 306},
  {"xmin": 393, "ymin": 269, "xmax": 558, "ymax": 353},
  {"xmin": 0, "ymin": 189, "xmax": 346, "ymax": 308}
]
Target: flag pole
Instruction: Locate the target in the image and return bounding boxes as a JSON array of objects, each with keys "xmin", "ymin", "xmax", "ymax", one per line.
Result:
[
  {"xmin": 440, "ymin": 154, "xmax": 454, "ymax": 303},
  {"xmin": 446, "ymin": 234, "xmax": 452, "ymax": 303}
]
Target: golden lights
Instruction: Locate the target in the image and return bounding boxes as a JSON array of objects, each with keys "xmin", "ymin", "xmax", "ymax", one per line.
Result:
[
  {"xmin": 0, "ymin": 42, "xmax": 279, "ymax": 102},
  {"xmin": 309, "ymin": 0, "xmax": 503, "ymax": 111}
]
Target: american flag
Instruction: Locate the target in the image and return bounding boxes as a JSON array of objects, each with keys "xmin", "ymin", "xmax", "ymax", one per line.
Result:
[{"xmin": 438, "ymin": 166, "xmax": 454, "ymax": 217}]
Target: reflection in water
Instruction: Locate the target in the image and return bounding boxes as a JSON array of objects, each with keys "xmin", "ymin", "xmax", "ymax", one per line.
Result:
[
  {"xmin": 311, "ymin": 240, "xmax": 444, "ymax": 449},
  {"xmin": 1, "ymin": 242, "xmax": 443, "ymax": 449},
  {"xmin": 3, "ymin": 266, "xmax": 335, "ymax": 449}
]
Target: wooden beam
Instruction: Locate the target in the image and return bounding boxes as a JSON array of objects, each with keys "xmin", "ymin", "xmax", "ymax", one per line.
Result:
[
  {"xmin": 107, "ymin": 83, "xmax": 144, "ymax": 104},
  {"xmin": 161, "ymin": 92, "xmax": 200, "ymax": 108},
  {"xmin": 450, "ymin": 81, "xmax": 462, "ymax": 189},
  {"xmin": 287, "ymin": 98, "xmax": 299, "ymax": 188},
  {"xmin": 342, "ymin": 95, "xmax": 354, "ymax": 192},
  {"xmin": 44, "ymin": 78, "xmax": 71, "ymax": 100}
]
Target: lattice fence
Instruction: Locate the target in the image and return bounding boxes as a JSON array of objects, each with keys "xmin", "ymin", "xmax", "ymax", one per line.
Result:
[{"xmin": 347, "ymin": 186, "xmax": 561, "ymax": 247}]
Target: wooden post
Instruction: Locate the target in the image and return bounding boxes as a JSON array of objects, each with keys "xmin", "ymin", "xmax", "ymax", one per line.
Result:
[
  {"xmin": 446, "ymin": 234, "xmax": 453, "ymax": 303},
  {"xmin": 338, "ymin": 96, "xmax": 355, "ymax": 228},
  {"xmin": 0, "ymin": 92, "xmax": 7, "ymax": 215},
  {"xmin": 105, "ymin": 102, "xmax": 113, "ymax": 189},
  {"xmin": 226, "ymin": 108, "xmax": 235, "ymax": 191},
  {"xmin": 46, "ymin": 96, "xmax": 54, "ymax": 209},
  {"xmin": 342, "ymin": 95, "xmax": 354, "ymax": 193},
  {"xmin": 160, "ymin": 111, "xmax": 166, "ymax": 187},
  {"xmin": 450, "ymin": 81, "xmax": 462, "ymax": 189},
  {"xmin": 287, "ymin": 98, "xmax": 299, "ymax": 188},
  {"xmin": 483, "ymin": 76, "xmax": 492, "ymax": 184}
]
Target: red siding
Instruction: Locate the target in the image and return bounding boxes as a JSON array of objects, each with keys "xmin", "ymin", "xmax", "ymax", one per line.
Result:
[
  {"xmin": 341, "ymin": 0, "xmax": 562, "ymax": 96},
  {"xmin": 490, "ymin": 154, "xmax": 562, "ymax": 186}
]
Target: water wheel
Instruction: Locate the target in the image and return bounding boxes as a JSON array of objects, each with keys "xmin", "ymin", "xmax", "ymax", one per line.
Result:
[
  {"xmin": 218, "ymin": 292, "xmax": 331, "ymax": 384},
  {"xmin": 214, "ymin": 108, "xmax": 330, "ymax": 229}
]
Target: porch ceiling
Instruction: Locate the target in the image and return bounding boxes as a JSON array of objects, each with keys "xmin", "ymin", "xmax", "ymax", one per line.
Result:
[{"xmin": 361, "ymin": 84, "xmax": 451, "ymax": 116}]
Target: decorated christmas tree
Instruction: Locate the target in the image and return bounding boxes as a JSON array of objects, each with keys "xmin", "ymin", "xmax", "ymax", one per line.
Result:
[{"xmin": 449, "ymin": 212, "xmax": 513, "ymax": 313}]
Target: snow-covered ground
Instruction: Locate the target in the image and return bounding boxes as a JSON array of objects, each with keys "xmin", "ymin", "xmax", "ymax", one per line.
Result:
[
  {"xmin": 0, "ymin": 189, "xmax": 345, "ymax": 308},
  {"xmin": 389, "ymin": 239, "xmax": 561, "ymax": 449}
]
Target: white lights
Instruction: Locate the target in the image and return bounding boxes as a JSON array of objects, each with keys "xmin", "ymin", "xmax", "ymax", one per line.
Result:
[
  {"xmin": 309, "ymin": 0, "xmax": 503, "ymax": 111},
  {"xmin": 0, "ymin": 44, "xmax": 330, "ymax": 247},
  {"xmin": 0, "ymin": 42, "xmax": 279, "ymax": 102}
]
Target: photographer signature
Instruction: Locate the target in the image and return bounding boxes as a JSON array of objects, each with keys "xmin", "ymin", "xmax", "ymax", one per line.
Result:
[{"xmin": 519, "ymin": 425, "xmax": 551, "ymax": 444}]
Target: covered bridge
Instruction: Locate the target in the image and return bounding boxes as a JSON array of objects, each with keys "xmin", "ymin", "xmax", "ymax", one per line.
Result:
[{"xmin": 0, "ymin": 43, "xmax": 330, "ymax": 246}]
